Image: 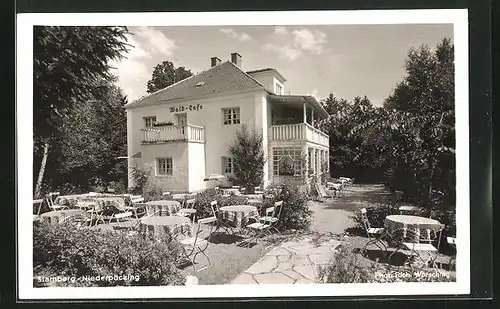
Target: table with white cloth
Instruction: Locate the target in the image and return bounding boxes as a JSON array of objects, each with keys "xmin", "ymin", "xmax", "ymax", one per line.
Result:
[
  {"xmin": 39, "ymin": 209, "xmax": 85, "ymax": 225},
  {"xmin": 384, "ymin": 215, "xmax": 441, "ymax": 244},
  {"xmin": 139, "ymin": 216, "xmax": 192, "ymax": 241},
  {"xmin": 145, "ymin": 200, "xmax": 181, "ymax": 216},
  {"xmin": 219, "ymin": 205, "xmax": 259, "ymax": 230}
]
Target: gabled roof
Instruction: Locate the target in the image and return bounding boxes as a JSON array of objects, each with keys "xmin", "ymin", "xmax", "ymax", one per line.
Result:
[{"xmin": 125, "ymin": 61, "xmax": 265, "ymax": 109}]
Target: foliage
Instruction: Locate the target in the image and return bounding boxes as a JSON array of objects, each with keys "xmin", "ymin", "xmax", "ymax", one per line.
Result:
[
  {"xmin": 319, "ymin": 38, "xmax": 455, "ymax": 210},
  {"xmin": 318, "ymin": 244, "xmax": 372, "ymax": 283},
  {"xmin": 146, "ymin": 60, "xmax": 193, "ymax": 93},
  {"xmin": 228, "ymin": 125, "xmax": 267, "ymax": 194},
  {"xmin": 33, "ymin": 26, "xmax": 131, "ymax": 193},
  {"xmin": 34, "ymin": 26, "xmax": 130, "ymax": 141},
  {"xmin": 33, "ymin": 220, "xmax": 184, "ymax": 287},
  {"xmin": 262, "ymin": 182, "xmax": 313, "ymax": 231},
  {"xmin": 55, "ymin": 80, "xmax": 128, "ymax": 192},
  {"xmin": 152, "ymin": 121, "xmax": 174, "ymax": 127}
]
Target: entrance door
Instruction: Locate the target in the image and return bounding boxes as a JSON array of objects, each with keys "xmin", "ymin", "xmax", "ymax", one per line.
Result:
[{"xmin": 177, "ymin": 113, "xmax": 187, "ymax": 135}]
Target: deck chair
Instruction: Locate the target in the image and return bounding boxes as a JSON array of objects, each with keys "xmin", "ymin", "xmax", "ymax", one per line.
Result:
[
  {"xmin": 315, "ymin": 184, "xmax": 335, "ymax": 200},
  {"xmin": 179, "ymin": 216, "xmax": 216, "ymax": 273},
  {"xmin": 46, "ymin": 192, "xmax": 68, "ymax": 211},
  {"xmin": 259, "ymin": 201, "xmax": 284, "ymax": 234},
  {"xmin": 177, "ymin": 198, "xmax": 197, "ymax": 223},
  {"xmin": 326, "ymin": 182, "xmax": 344, "ymax": 197},
  {"xmin": 388, "ymin": 223, "xmax": 445, "ymax": 269},
  {"xmin": 360, "ymin": 208, "xmax": 387, "ymax": 253}
]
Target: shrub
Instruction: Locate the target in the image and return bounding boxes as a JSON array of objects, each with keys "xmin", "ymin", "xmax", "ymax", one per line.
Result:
[
  {"xmin": 33, "ymin": 220, "xmax": 184, "ymax": 287},
  {"xmin": 318, "ymin": 244, "xmax": 372, "ymax": 283},
  {"xmin": 228, "ymin": 125, "xmax": 266, "ymax": 194},
  {"xmin": 263, "ymin": 182, "xmax": 313, "ymax": 231}
]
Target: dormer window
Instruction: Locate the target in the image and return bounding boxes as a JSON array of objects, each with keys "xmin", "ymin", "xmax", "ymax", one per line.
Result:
[{"xmin": 276, "ymin": 83, "xmax": 283, "ymax": 95}]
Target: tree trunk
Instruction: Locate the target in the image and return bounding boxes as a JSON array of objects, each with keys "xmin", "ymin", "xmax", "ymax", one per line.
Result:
[{"xmin": 34, "ymin": 142, "xmax": 49, "ymax": 199}]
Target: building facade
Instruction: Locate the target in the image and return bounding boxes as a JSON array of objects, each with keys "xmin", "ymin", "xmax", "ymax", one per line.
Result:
[{"xmin": 125, "ymin": 53, "xmax": 330, "ymax": 193}]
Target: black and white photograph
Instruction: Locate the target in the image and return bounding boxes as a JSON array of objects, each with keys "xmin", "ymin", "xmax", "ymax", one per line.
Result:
[{"xmin": 18, "ymin": 10, "xmax": 470, "ymax": 299}]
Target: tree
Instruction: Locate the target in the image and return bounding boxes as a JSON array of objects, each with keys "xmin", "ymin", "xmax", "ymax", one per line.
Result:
[
  {"xmin": 228, "ymin": 125, "xmax": 267, "ymax": 194},
  {"xmin": 319, "ymin": 94, "xmax": 381, "ymax": 180},
  {"xmin": 377, "ymin": 38, "xmax": 455, "ymax": 208},
  {"xmin": 56, "ymin": 79, "xmax": 128, "ymax": 193},
  {"xmin": 146, "ymin": 61, "xmax": 193, "ymax": 93},
  {"xmin": 33, "ymin": 26, "xmax": 130, "ymax": 197}
]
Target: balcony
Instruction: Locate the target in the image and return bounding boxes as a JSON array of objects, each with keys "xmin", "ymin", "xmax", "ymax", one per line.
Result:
[
  {"xmin": 141, "ymin": 124, "xmax": 205, "ymax": 144},
  {"xmin": 269, "ymin": 123, "xmax": 329, "ymax": 147}
]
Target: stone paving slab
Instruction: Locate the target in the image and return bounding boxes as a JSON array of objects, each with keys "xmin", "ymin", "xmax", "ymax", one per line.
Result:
[{"xmin": 230, "ymin": 237, "xmax": 341, "ymax": 284}]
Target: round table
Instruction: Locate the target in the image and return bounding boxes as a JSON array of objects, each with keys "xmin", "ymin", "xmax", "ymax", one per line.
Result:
[
  {"xmin": 219, "ymin": 205, "xmax": 259, "ymax": 229},
  {"xmin": 139, "ymin": 216, "xmax": 192, "ymax": 240},
  {"xmin": 385, "ymin": 215, "xmax": 441, "ymax": 243},
  {"xmin": 39, "ymin": 209, "xmax": 85, "ymax": 225},
  {"xmin": 145, "ymin": 200, "xmax": 181, "ymax": 216}
]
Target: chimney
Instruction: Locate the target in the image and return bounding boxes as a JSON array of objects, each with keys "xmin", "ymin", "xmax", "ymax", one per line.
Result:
[
  {"xmin": 210, "ymin": 57, "xmax": 221, "ymax": 67},
  {"xmin": 230, "ymin": 53, "xmax": 242, "ymax": 68}
]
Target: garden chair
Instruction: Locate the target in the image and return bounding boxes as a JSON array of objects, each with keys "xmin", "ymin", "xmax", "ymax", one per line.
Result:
[
  {"xmin": 46, "ymin": 192, "xmax": 68, "ymax": 211},
  {"xmin": 210, "ymin": 201, "xmax": 233, "ymax": 235},
  {"xmin": 259, "ymin": 201, "xmax": 284, "ymax": 235},
  {"xmin": 86, "ymin": 202, "xmax": 106, "ymax": 227},
  {"xmin": 241, "ymin": 206, "xmax": 278, "ymax": 248},
  {"xmin": 254, "ymin": 186, "xmax": 264, "ymax": 195},
  {"xmin": 177, "ymin": 198, "xmax": 197, "ymax": 223},
  {"xmin": 162, "ymin": 191, "xmax": 171, "ymax": 199},
  {"xmin": 179, "ymin": 216, "xmax": 216, "ymax": 273},
  {"xmin": 105, "ymin": 199, "xmax": 136, "ymax": 224},
  {"xmin": 447, "ymin": 236, "xmax": 456, "ymax": 270},
  {"xmin": 388, "ymin": 223, "xmax": 445, "ymax": 269},
  {"xmin": 360, "ymin": 208, "xmax": 388, "ymax": 254},
  {"xmin": 33, "ymin": 199, "xmax": 43, "ymax": 221}
]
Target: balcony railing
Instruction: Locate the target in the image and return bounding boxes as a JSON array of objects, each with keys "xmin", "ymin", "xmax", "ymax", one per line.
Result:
[
  {"xmin": 270, "ymin": 123, "xmax": 329, "ymax": 146},
  {"xmin": 141, "ymin": 124, "xmax": 205, "ymax": 144}
]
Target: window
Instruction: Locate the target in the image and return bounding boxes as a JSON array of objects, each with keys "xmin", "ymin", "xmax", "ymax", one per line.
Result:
[
  {"xmin": 156, "ymin": 158, "xmax": 173, "ymax": 175},
  {"xmin": 272, "ymin": 147, "xmax": 302, "ymax": 176},
  {"xmin": 276, "ymin": 83, "xmax": 283, "ymax": 95},
  {"xmin": 222, "ymin": 108, "xmax": 240, "ymax": 125},
  {"xmin": 144, "ymin": 116, "xmax": 157, "ymax": 128},
  {"xmin": 222, "ymin": 157, "xmax": 233, "ymax": 174}
]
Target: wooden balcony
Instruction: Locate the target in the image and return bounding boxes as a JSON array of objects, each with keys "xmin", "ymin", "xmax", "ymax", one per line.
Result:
[
  {"xmin": 141, "ymin": 124, "xmax": 205, "ymax": 144},
  {"xmin": 269, "ymin": 123, "xmax": 329, "ymax": 147}
]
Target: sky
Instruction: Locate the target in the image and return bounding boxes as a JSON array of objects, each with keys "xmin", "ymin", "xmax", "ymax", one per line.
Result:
[{"xmin": 111, "ymin": 24, "xmax": 453, "ymax": 107}]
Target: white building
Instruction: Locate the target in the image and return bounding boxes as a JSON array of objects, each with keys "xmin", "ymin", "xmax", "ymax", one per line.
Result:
[{"xmin": 125, "ymin": 53, "xmax": 330, "ymax": 193}]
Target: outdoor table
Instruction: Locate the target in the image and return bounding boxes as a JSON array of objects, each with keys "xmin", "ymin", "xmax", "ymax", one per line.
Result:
[
  {"xmin": 145, "ymin": 200, "xmax": 181, "ymax": 216},
  {"xmin": 385, "ymin": 215, "xmax": 441, "ymax": 243},
  {"xmin": 139, "ymin": 216, "xmax": 192, "ymax": 240},
  {"xmin": 39, "ymin": 209, "xmax": 85, "ymax": 225},
  {"xmin": 219, "ymin": 205, "xmax": 259, "ymax": 230}
]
